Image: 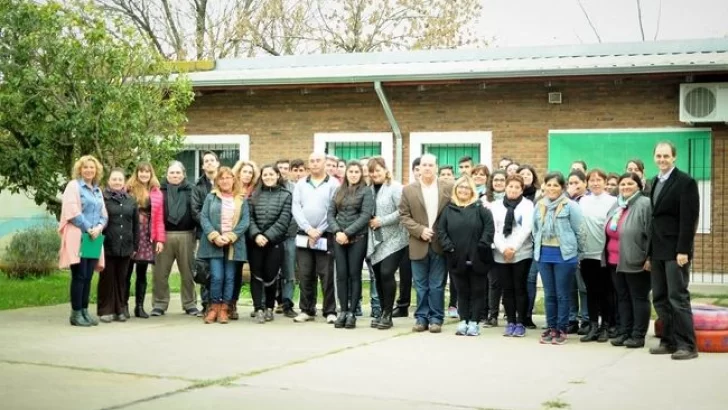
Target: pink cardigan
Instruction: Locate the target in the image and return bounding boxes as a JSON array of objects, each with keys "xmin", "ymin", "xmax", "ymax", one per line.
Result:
[
  {"xmin": 58, "ymin": 180, "xmax": 108, "ymax": 271},
  {"xmin": 149, "ymin": 187, "xmax": 166, "ymax": 243}
]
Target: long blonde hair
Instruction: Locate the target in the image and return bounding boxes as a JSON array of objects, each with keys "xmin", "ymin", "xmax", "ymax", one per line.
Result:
[
  {"xmin": 127, "ymin": 162, "xmax": 161, "ymax": 207},
  {"xmin": 71, "ymin": 155, "xmax": 104, "ymax": 186},
  {"xmin": 450, "ymin": 176, "xmax": 478, "ymax": 207},
  {"xmin": 232, "ymin": 160, "xmax": 260, "ymax": 196}
]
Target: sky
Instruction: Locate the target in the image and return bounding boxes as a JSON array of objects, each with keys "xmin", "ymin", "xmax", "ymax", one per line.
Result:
[{"xmin": 479, "ymin": 0, "xmax": 728, "ymax": 47}]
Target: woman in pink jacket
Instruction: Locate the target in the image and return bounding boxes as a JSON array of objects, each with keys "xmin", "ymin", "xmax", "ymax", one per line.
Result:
[
  {"xmin": 59, "ymin": 155, "xmax": 108, "ymax": 327},
  {"xmin": 125, "ymin": 162, "xmax": 166, "ymax": 319}
]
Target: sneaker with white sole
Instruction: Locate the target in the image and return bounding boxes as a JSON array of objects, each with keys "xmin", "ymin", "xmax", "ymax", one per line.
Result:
[
  {"xmin": 294, "ymin": 312, "xmax": 314, "ymax": 323},
  {"xmin": 326, "ymin": 314, "xmax": 337, "ymax": 324},
  {"xmin": 455, "ymin": 320, "xmax": 468, "ymax": 336},
  {"xmin": 513, "ymin": 323, "xmax": 526, "ymax": 337},
  {"xmin": 503, "ymin": 322, "xmax": 515, "ymax": 337},
  {"xmin": 466, "ymin": 322, "xmax": 480, "ymax": 336},
  {"xmin": 447, "ymin": 307, "xmax": 459, "ymax": 318}
]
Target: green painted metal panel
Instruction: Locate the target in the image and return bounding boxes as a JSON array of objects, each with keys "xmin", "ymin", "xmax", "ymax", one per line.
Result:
[
  {"xmin": 422, "ymin": 144, "xmax": 480, "ymax": 177},
  {"xmin": 327, "ymin": 142, "xmax": 381, "ymax": 163},
  {"xmin": 547, "ymin": 130, "xmax": 711, "ymax": 180},
  {"xmin": 175, "ymin": 144, "xmax": 240, "ymax": 180}
]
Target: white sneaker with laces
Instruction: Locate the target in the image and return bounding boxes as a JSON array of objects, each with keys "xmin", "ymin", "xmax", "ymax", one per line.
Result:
[
  {"xmin": 326, "ymin": 314, "xmax": 337, "ymax": 324},
  {"xmin": 294, "ymin": 312, "xmax": 313, "ymax": 323}
]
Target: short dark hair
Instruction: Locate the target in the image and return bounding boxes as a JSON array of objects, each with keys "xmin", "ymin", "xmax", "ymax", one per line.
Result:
[
  {"xmin": 458, "ymin": 156, "xmax": 473, "ymax": 165},
  {"xmin": 654, "ymin": 141, "xmax": 677, "ymax": 156},
  {"xmin": 499, "ymin": 157, "xmax": 513, "ymax": 165},
  {"xmin": 568, "ymin": 169, "xmax": 587, "ymax": 182},
  {"xmin": 618, "ymin": 172, "xmax": 644, "ymax": 191},
  {"xmin": 290, "ymin": 159, "xmax": 305, "ymax": 169},
  {"xmin": 505, "ymin": 174, "xmax": 525, "ymax": 189},
  {"xmin": 411, "ymin": 156, "xmax": 421, "ymax": 170},
  {"xmin": 275, "ymin": 159, "xmax": 290, "ymax": 167},
  {"xmin": 625, "ymin": 158, "xmax": 645, "ymax": 173},
  {"xmin": 586, "ymin": 168, "xmax": 608, "ymax": 181},
  {"xmin": 607, "ymin": 172, "xmax": 620, "ymax": 182},
  {"xmin": 439, "ymin": 165, "xmax": 454, "ymax": 175},
  {"xmin": 516, "ymin": 164, "xmax": 540, "ymax": 188},
  {"xmin": 571, "ymin": 160, "xmax": 587, "ymax": 171},
  {"xmin": 543, "ymin": 171, "xmax": 567, "ymax": 189},
  {"xmin": 202, "ymin": 151, "xmax": 219, "ymax": 162}
]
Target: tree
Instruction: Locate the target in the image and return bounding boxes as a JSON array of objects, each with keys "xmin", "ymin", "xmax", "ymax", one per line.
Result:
[
  {"xmin": 0, "ymin": 0, "xmax": 194, "ymax": 217},
  {"xmin": 90, "ymin": 0, "xmax": 483, "ymax": 58}
]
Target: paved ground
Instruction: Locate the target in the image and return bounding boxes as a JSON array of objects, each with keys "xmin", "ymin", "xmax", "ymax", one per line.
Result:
[{"xmin": 1, "ymin": 296, "xmax": 728, "ymax": 410}]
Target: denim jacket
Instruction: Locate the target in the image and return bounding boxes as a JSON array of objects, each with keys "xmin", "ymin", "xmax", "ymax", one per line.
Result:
[{"xmin": 532, "ymin": 198, "xmax": 586, "ymax": 262}]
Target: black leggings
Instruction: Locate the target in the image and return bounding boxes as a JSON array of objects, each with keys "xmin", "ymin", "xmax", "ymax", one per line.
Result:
[
  {"xmin": 249, "ymin": 242, "xmax": 283, "ymax": 311},
  {"xmin": 496, "ymin": 259, "xmax": 531, "ymax": 324},
  {"xmin": 372, "ymin": 248, "xmax": 406, "ymax": 313},
  {"xmin": 582, "ymin": 259, "xmax": 615, "ymax": 325},
  {"xmin": 451, "ymin": 266, "xmax": 488, "ymax": 322},
  {"xmin": 126, "ymin": 261, "xmax": 149, "ymax": 306},
  {"xmin": 334, "ymin": 237, "xmax": 368, "ymax": 312}
]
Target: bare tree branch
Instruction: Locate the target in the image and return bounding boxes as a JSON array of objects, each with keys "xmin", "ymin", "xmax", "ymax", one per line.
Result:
[
  {"xmin": 654, "ymin": 0, "xmax": 662, "ymax": 40},
  {"xmin": 576, "ymin": 0, "xmax": 602, "ymax": 43},
  {"xmin": 636, "ymin": 0, "xmax": 645, "ymax": 41}
]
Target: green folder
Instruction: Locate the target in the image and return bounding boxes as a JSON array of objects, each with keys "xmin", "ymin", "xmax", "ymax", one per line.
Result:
[{"xmin": 80, "ymin": 233, "xmax": 105, "ymax": 259}]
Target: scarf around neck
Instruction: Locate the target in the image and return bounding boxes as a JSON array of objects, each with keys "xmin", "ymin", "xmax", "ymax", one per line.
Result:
[
  {"xmin": 492, "ymin": 191, "xmax": 505, "ymax": 202},
  {"xmin": 104, "ymin": 187, "xmax": 128, "ymax": 201},
  {"xmin": 541, "ymin": 193, "xmax": 568, "ymax": 240},
  {"xmin": 523, "ymin": 185, "xmax": 537, "ymax": 200},
  {"xmin": 609, "ymin": 192, "xmax": 639, "ymax": 231},
  {"xmin": 503, "ymin": 195, "xmax": 523, "ymax": 237}
]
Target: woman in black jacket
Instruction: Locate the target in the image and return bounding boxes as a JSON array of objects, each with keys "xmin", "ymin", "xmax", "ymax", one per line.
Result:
[
  {"xmin": 97, "ymin": 169, "xmax": 139, "ymax": 323},
  {"xmin": 328, "ymin": 161, "xmax": 374, "ymax": 329},
  {"xmin": 438, "ymin": 176, "xmax": 495, "ymax": 337},
  {"xmin": 248, "ymin": 165, "xmax": 293, "ymax": 323}
]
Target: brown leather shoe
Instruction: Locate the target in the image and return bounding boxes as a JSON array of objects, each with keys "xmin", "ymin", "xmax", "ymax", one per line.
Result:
[
  {"xmin": 204, "ymin": 304, "xmax": 219, "ymax": 324},
  {"xmin": 429, "ymin": 324, "xmax": 442, "ymax": 333},
  {"xmin": 649, "ymin": 345, "xmax": 677, "ymax": 355},
  {"xmin": 218, "ymin": 304, "xmax": 230, "ymax": 324},
  {"xmin": 229, "ymin": 303, "xmax": 239, "ymax": 320},
  {"xmin": 412, "ymin": 323, "xmax": 428, "ymax": 332}
]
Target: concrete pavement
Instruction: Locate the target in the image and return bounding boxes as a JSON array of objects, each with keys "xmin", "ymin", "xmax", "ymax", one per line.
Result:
[{"xmin": 1, "ymin": 297, "xmax": 727, "ymax": 410}]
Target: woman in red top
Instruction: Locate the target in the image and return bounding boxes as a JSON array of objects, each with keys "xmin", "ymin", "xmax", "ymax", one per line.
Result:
[{"xmin": 126, "ymin": 163, "xmax": 166, "ymax": 319}]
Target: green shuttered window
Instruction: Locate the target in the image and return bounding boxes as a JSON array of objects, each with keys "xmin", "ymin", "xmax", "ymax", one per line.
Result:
[
  {"xmin": 326, "ymin": 142, "xmax": 382, "ymax": 163},
  {"xmin": 422, "ymin": 143, "xmax": 480, "ymax": 175}
]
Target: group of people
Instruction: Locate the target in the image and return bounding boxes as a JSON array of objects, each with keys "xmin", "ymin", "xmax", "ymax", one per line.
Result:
[{"xmin": 58, "ymin": 140, "xmax": 700, "ymax": 360}]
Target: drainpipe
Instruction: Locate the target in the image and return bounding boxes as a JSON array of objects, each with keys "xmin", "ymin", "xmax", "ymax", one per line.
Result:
[{"xmin": 374, "ymin": 81, "xmax": 403, "ymax": 182}]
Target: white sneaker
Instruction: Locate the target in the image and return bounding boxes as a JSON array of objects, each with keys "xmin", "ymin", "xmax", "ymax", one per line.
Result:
[
  {"xmin": 326, "ymin": 314, "xmax": 337, "ymax": 324},
  {"xmin": 294, "ymin": 312, "xmax": 313, "ymax": 323}
]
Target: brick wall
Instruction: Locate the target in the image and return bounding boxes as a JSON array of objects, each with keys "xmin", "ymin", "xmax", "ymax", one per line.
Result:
[{"xmin": 186, "ymin": 76, "xmax": 728, "ymax": 273}]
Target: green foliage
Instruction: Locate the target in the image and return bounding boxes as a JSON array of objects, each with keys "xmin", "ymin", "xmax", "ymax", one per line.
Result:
[
  {"xmin": 1, "ymin": 225, "xmax": 61, "ymax": 278},
  {"xmin": 0, "ymin": 0, "xmax": 194, "ymax": 217}
]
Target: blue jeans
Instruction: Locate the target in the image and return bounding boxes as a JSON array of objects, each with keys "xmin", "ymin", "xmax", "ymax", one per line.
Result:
[
  {"xmin": 411, "ymin": 246, "xmax": 446, "ymax": 326},
  {"xmin": 526, "ymin": 259, "xmax": 539, "ymax": 319},
  {"xmin": 209, "ymin": 257, "xmax": 239, "ymax": 303},
  {"xmin": 539, "ymin": 261, "xmax": 577, "ymax": 332},
  {"xmin": 281, "ymin": 237, "xmax": 297, "ymax": 310},
  {"xmin": 569, "ymin": 267, "xmax": 590, "ymax": 323}
]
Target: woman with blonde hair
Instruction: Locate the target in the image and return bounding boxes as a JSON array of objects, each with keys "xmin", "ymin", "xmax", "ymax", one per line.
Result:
[
  {"xmin": 438, "ymin": 176, "xmax": 495, "ymax": 336},
  {"xmin": 198, "ymin": 167, "xmax": 250, "ymax": 323},
  {"xmin": 59, "ymin": 155, "xmax": 108, "ymax": 327},
  {"xmin": 232, "ymin": 159, "xmax": 259, "ymax": 316},
  {"xmin": 125, "ymin": 162, "xmax": 166, "ymax": 319}
]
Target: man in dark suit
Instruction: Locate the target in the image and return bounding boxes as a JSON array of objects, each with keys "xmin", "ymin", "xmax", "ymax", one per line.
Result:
[
  {"xmin": 648, "ymin": 141, "xmax": 700, "ymax": 360},
  {"xmin": 399, "ymin": 154, "xmax": 453, "ymax": 333}
]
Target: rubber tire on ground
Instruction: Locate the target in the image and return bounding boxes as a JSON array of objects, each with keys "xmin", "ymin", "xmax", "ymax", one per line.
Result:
[
  {"xmin": 654, "ymin": 318, "xmax": 663, "ymax": 338},
  {"xmin": 696, "ymin": 329, "xmax": 728, "ymax": 353},
  {"xmin": 692, "ymin": 304, "xmax": 728, "ymax": 331}
]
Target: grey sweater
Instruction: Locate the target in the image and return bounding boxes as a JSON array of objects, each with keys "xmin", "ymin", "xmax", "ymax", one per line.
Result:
[
  {"xmin": 292, "ymin": 175, "xmax": 340, "ymax": 233},
  {"xmin": 603, "ymin": 194, "xmax": 652, "ymax": 273},
  {"xmin": 579, "ymin": 193, "xmax": 617, "ymax": 260}
]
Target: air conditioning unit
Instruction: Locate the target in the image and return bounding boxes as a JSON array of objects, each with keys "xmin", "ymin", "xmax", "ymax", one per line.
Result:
[{"xmin": 679, "ymin": 83, "xmax": 728, "ymax": 123}]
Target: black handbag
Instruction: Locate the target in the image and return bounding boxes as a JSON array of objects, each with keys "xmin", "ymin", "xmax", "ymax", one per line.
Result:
[{"xmin": 193, "ymin": 258, "xmax": 210, "ymax": 285}]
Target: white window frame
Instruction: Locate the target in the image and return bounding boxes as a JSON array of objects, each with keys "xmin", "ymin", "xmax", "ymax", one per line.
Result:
[
  {"xmin": 313, "ymin": 132, "xmax": 394, "ymax": 170},
  {"xmin": 181, "ymin": 134, "xmax": 250, "ymax": 180},
  {"xmin": 408, "ymin": 131, "xmax": 493, "ymax": 183}
]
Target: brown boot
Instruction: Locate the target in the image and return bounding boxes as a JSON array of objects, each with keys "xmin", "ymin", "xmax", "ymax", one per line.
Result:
[
  {"xmin": 218, "ymin": 304, "xmax": 229, "ymax": 324},
  {"xmin": 229, "ymin": 302, "xmax": 239, "ymax": 320},
  {"xmin": 204, "ymin": 303, "xmax": 219, "ymax": 324}
]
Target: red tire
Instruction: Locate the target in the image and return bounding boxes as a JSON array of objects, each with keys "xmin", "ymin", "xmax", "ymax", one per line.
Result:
[
  {"xmin": 654, "ymin": 318, "xmax": 663, "ymax": 338},
  {"xmin": 696, "ymin": 329, "xmax": 728, "ymax": 353},
  {"xmin": 692, "ymin": 304, "xmax": 728, "ymax": 331}
]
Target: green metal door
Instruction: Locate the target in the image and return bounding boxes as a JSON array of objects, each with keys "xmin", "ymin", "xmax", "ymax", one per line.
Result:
[
  {"xmin": 422, "ymin": 143, "xmax": 480, "ymax": 176},
  {"xmin": 326, "ymin": 142, "xmax": 382, "ymax": 163},
  {"xmin": 175, "ymin": 143, "xmax": 240, "ymax": 180}
]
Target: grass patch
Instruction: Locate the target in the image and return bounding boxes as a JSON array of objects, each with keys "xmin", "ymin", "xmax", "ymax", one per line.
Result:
[{"xmin": 542, "ymin": 398, "xmax": 570, "ymax": 409}]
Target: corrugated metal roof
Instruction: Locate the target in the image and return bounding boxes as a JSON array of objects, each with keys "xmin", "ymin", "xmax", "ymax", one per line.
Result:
[{"xmin": 185, "ymin": 38, "xmax": 728, "ymax": 87}]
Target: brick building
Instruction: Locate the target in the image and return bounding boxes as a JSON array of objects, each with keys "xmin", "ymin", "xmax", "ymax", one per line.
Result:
[{"xmin": 181, "ymin": 38, "xmax": 728, "ymax": 277}]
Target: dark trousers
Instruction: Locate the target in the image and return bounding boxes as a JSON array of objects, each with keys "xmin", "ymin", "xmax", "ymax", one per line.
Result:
[
  {"xmin": 373, "ymin": 248, "xmax": 406, "ymax": 314},
  {"xmin": 443, "ymin": 270, "xmax": 458, "ymax": 308},
  {"xmin": 396, "ymin": 248, "xmax": 413, "ymax": 309},
  {"xmin": 333, "ymin": 237, "xmax": 368, "ymax": 312},
  {"xmin": 297, "ymin": 244, "xmax": 336, "ymax": 317},
  {"xmin": 651, "ymin": 259, "xmax": 697, "ymax": 351},
  {"xmin": 451, "ymin": 265, "xmax": 488, "ymax": 322},
  {"xmin": 496, "ymin": 259, "xmax": 531, "ymax": 325},
  {"xmin": 97, "ymin": 256, "xmax": 131, "ymax": 316},
  {"xmin": 126, "ymin": 261, "xmax": 149, "ymax": 308},
  {"xmin": 70, "ymin": 258, "xmax": 98, "ymax": 311},
  {"xmin": 487, "ymin": 268, "xmax": 502, "ymax": 320},
  {"xmin": 611, "ymin": 265, "xmax": 652, "ymax": 339},
  {"xmin": 249, "ymin": 242, "xmax": 283, "ymax": 311},
  {"xmin": 581, "ymin": 259, "xmax": 615, "ymax": 325}
]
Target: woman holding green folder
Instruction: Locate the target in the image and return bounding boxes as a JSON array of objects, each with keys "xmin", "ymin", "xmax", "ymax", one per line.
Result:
[{"xmin": 59, "ymin": 155, "xmax": 108, "ymax": 327}]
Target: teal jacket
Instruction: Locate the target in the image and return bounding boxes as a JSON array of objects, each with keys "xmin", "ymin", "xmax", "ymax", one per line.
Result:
[{"xmin": 197, "ymin": 191, "xmax": 250, "ymax": 262}]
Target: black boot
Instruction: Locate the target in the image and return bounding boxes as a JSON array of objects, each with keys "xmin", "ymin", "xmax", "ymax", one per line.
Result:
[
  {"xmin": 370, "ymin": 316, "xmax": 381, "ymax": 328},
  {"xmin": 334, "ymin": 312, "xmax": 347, "ymax": 328},
  {"xmin": 392, "ymin": 307, "xmax": 409, "ymax": 318},
  {"xmin": 135, "ymin": 282, "xmax": 149, "ymax": 318},
  {"xmin": 345, "ymin": 311, "xmax": 356, "ymax": 329},
  {"xmin": 596, "ymin": 324, "xmax": 610, "ymax": 343},
  {"xmin": 580, "ymin": 322, "xmax": 600, "ymax": 342},
  {"xmin": 377, "ymin": 310, "xmax": 393, "ymax": 330},
  {"xmin": 522, "ymin": 317, "xmax": 537, "ymax": 329}
]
